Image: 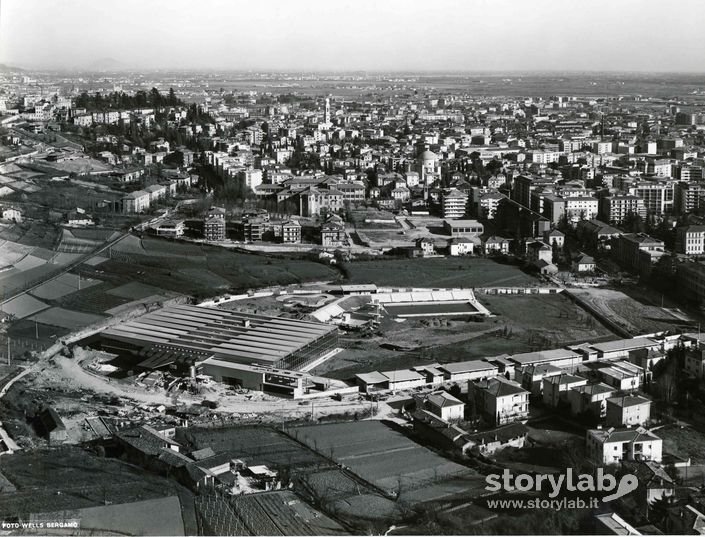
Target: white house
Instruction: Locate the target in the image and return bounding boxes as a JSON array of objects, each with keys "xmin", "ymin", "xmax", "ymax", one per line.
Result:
[
  {"xmin": 605, "ymin": 395, "xmax": 651, "ymax": 427},
  {"xmin": 586, "ymin": 427, "xmax": 662, "ymax": 464},
  {"xmin": 448, "ymin": 237, "xmax": 474, "ymax": 256}
]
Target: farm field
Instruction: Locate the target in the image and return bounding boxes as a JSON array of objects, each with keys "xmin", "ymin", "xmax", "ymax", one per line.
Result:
[
  {"xmin": 287, "ymin": 421, "xmax": 477, "ymax": 494},
  {"xmin": 97, "ymin": 236, "xmax": 340, "ymax": 296},
  {"xmin": 178, "ymin": 426, "xmax": 330, "ymax": 470},
  {"xmin": 29, "ymin": 272, "xmax": 101, "ymax": 300},
  {"xmin": 343, "ymin": 257, "xmax": 537, "ymax": 288},
  {"xmin": 28, "ymin": 307, "xmax": 105, "ymax": 330},
  {"xmin": 38, "ymin": 496, "xmax": 186, "ymax": 536},
  {"xmin": 1, "ymin": 294, "xmax": 49, "ymax": 319},
  {"xmin": 0, "ymin": 447, "xmax": 195, "ymax": 528},
  {"xmin": 229, "ymin": 491, "xmax": 348, "ymax": 536}
]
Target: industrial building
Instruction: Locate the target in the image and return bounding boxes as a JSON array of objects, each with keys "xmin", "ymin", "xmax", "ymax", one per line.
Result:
[{"xmin": 99, "ymin": 304, "xmax": 338, "ymax": 372}]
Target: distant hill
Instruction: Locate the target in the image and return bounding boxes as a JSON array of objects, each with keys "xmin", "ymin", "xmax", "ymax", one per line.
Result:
[
  {"xmin": 0, "ymin": 63, "xmax": 23, "ymax": 72},
  {"xmin": 87, "ymin": 57, "xmax": 125, "ymax": 71}
]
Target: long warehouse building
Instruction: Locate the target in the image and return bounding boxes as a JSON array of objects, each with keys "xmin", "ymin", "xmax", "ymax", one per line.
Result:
[{"xmin": 99, "ymin": 304, "xmax": 339, "ymax": 371}]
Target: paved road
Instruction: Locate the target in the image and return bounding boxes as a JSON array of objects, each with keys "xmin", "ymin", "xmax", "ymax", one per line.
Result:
[{"xmin": 0, "ymin": 366, "xmax": 33, "ymax": 399}]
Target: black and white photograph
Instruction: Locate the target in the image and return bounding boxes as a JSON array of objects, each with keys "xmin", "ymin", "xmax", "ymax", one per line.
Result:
[{"xmin": 0, "ymin": 0, "xmax": 704, "ymax": 535}]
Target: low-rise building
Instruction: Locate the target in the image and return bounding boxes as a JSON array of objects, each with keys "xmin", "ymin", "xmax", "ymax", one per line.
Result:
[
  {"xmin": 447, "ymin": 237, "xmax": 474, "ymax": 256},
  {"xmin": 122, "ymin": 190, "xmax": 151, "ymax": 214},
  {"xmin": 416, "ymin": 391, "xmax": 465, "ymax": 421},
  {"xmin": 204, "ymin": 215, "xmax": 226, "ymax": 242},
  {"xmin": 568, "ymin": 382, "xmax": 616, "ymax": 418},
  {"xmin": 586, "ymin": 427, "xmax": 662, "ymax": 464},
  {"xmin": 280, "ymin": 220, "xmax": 301, "ymax": 243},
  {"xmin": 543, "ymin": 373, "xmax": 588, "ymax": 407},
  {"xmin": 469, "ymin": 377, "xmax": 530, "ymax": 426},
  {"xmin": 676, "ymin": 225, "xmax": 705, "ymax": 255},
  {"xmin": 605, "ymin": 395, "xmax": 652, "ymax": 427}
]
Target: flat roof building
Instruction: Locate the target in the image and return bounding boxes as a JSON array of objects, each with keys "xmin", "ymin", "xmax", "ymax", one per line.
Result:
[{"xmin": 100, "ymin": 304, "xmax": 338, "ymax": 371}]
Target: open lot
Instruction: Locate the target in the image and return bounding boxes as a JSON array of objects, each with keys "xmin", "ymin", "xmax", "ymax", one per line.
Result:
[
  {"xmin": 660, "ymin": 424, "xmax": 705, "ymax": 464},
  {"xmin": 316, "ymin": 293, "xmax": 615, "ymax": 379},
  {"xmin": 343, "ymin": 257, "xmax": 537, "ymax": 288},
  {"xmin": 568, "ymin": 287, "xmax": 693, "ymax": 336},
  {"xmin": 287, "ymin": 421, "xmax": 478, "ymax": 494}
]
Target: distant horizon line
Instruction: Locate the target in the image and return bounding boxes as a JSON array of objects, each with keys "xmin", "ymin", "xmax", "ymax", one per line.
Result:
[{"xmin": 4, "ymin": 63, "xmax": 705, "ymax": 76}]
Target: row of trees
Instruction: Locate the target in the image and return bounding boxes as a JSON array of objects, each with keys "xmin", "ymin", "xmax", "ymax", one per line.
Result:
[{"xmin": 74, "ymin": 87, "xmax": 182, "ymax": 111}]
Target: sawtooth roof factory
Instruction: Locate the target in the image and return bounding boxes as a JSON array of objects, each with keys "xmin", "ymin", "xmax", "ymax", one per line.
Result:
[{"xmin": 98, "ymin": 304, "xmax": 339, "ymax": 372}]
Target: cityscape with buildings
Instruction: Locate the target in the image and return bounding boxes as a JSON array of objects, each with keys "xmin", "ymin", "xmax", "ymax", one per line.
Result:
[{"xmin": 1, "ymin": 1, "xmax": 705, "ymax": 536}]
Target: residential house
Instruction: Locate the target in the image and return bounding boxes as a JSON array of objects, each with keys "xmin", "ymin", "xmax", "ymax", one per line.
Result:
[
  {"xmin": 415, "ymin": 391, "xmax": 465, "ymax": 421},
  {"xmin": 676, "ymin": 225, "xmax": 705, "ymax": 255},
  {"xmin": 521, "ymin": 363, "xmax": 563, "ymax": 397},
  {"xmin": 447, "ymin": 237, "xmax": 474, "ymax": 256},
  {"xmin": 416, "ymin": 237, "xmax": 435, "ymax": 257},
  {"xmin": 204, "ymin": 215, "xmax": 226, "ymax": 242},
  {"xmin": 542, "ymin": 373, "xmax": 588, "ymax": 407},
  {"xmin": 586, "ymin": 426, "xmax": 662, "ymax": 464},
  {"xmin": 483, "ymin": 236, "xmax": 511, "ymax": 255},
  {"xmin": 465, "ymin": 423, "xmax": 529, "ymax": 456},
  {"xmin": 469, "ymin": 377, "xmax": 530, "ymax": 426},
  {"xmin": 1, "ymin": 207, "xmax": 22, "ymax": 222},
  {"xmin": 573, "ymin": 253, "xmax": 596, "ymax": 273},
  {"xmin": 568, "ymin": 382, "xmax": 616, "ymax": 418},
  {"xmin": 526, "ymin": 240, "xmax": 553, "ymax": 266},
  {"xmin": 122, "ymin": 190, "xmax": 151, "ymax": 214},
  {"xmin": 280, "ymin": 220, "xmax": 301, "ymax": 243},
  {"xmin": 321, "ymin": 216, "xmax": 348, "ymax": 248},
  {"xmin": 605, "ymin": 395, "xmax": 652, "ymax": 427}
]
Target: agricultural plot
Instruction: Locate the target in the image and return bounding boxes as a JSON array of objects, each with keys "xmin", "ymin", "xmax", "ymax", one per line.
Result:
[
  {"xmin": 180, "ymin": 426, "xmax": 329, "ymax": 470},
  {"xmin": 28, "ymin": 307, "xmax": 105, "ymax": 330},
  {"xmin": 37, "ymin": 496, "xmax": 186, "ymax": 537},
  {"xmin": 344, "ymin": 257, "xmax": 537, "ymax": 288},
  {"xmin": 1, "ymin": 294, "xmax": 49, "ymax": 319},
  {"xmin": 106, "ymin": 281, "xmax": 171, "ymax": 300},
  {"xmin": 0, "ymin": 448, "xmax": 191, "ymax": 520},
  {"xmin": 30, "ymin": 273, "xmax": 101, "ymax": 300},
  {"xmin": 54, "ymin": 283, "xmax": 132, "ymax": 315},
  {"xmin": 11, "ymin": 254, "xmax": 47, "ymax": 271},
  {"xmin": 0, "ymin": 240, "xmax": 35, "ymax": 267},
  {"xmin": 230, "ymin": 491, "xmax": 348, "ymax": 536},
  {"xmin": 288, "ymin": 421, "xmax": 475, "ymax": 493}
]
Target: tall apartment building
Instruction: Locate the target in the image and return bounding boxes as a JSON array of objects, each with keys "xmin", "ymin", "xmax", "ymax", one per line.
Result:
[
  {"xmin": 442, "ymin": 188, "xmax": 469, "ymax": 219},
  {"xmin": 564, "ymin": 196, "xmax": 599, "ymax": 222},
  {"xmin": 600, "ymin": 195, "xmax": 646, "ymax": 224},
  {"xmin": 675, "ymin": 182, "xmax": 705, "ymax": 215},
  {"xmin": 628, "ymin": 181, "xmax": 674, "ymax": 215}
]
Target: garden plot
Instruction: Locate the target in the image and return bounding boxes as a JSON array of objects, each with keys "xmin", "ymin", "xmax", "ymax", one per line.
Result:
[
  {"xmin": 28, "ymin": 307, "xmax": 105, "ymax": 330},
  {"xmin": 1, "ymin": 294, "xmax": 49, "ymax": 319},
  {"xmin": 288, "ymin": 421, "xmax": 475, "ymax": 494},
  {"xmin": 0, "ymin": 240, "xmax": 35, "ymax": 267},
  {"xmin": 106, "ymin": 281, "xmax": 172, "ymax": 300},
  {"xmin": 30, "ymin": 273, "xmax": 102, "ymax": 300}
]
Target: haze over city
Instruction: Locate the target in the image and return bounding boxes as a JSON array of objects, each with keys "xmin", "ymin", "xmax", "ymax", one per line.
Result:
[{"xmin": 2, "ymin": 0, "xmax": 705, "ymax": 72}]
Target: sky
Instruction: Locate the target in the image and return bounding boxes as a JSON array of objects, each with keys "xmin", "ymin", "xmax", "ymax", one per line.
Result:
[{"xmin": 1, "ymin": 0, "xmax": 705, "ymax": 72}]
